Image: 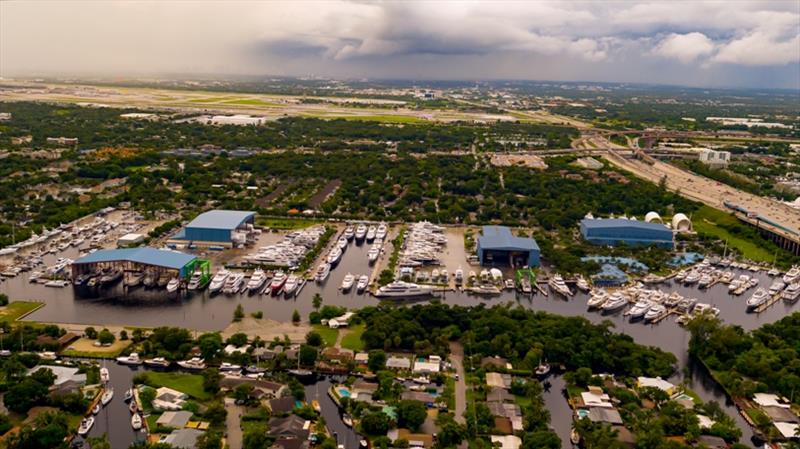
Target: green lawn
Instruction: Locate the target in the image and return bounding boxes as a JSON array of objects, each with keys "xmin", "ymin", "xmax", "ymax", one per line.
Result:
[
  {"xmin": 0, "ymin": 301, "xmax": 42, "ymax": 322},
  {"xmin": 692, "ymin": 206, "xmax": 775, "ymax": 262},
  {"xmin": 341, "ymin": 324, "xmax": 366, "ymax": 351},
  {"xmin": 256, "ymin": 217, "xmax": 323, "ymax": 230},
  {"xmin": 144, "ymin": 372, "xmax": 211, "ymax": 401},
  {"xmin": 312, "ymin": 325, "xmax": 339, "ymax": 347},
  {"xmin": 223, "ymin": 98, "xmax": 282, "ymax": 107}
]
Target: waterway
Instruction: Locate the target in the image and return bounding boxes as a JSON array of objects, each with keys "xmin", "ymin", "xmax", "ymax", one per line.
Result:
[
  {"xmin": 2, "ymin": 240, "xmax": 792, "ymax": 447},
  {"xmin": 305, "ymin": 377, "xmax": 361, "ymax": 449}
]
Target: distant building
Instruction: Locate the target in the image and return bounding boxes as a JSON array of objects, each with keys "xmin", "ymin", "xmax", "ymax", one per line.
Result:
[
  {"xmin": 477, "ymin": 225, "xmax": 540, "ymax": 267},
  {"xmin": 580, "ymin": 218, "xmax": 674, "ymax": 249},
  {"xmin": 46, "ymin": 137, "xmax": 78, "ymax": 146},
  {"xmin": 117, "ymin": 233, "xmax": 145, "ymax": 247},
  {"xmin": 120, "ymin": 112, "xmax": 158, "ymax": 120},
  {"xmin": 0, "ymin": 112, "xmax": 11, "ymax": 121},
  {"xmin": 11, "ymin": 135, "xmax": 32, "ymax": 145},
  {"xmin": 209, "ymin": 115, "xmax": 266, "ymax": 126},
  {"xmin": 160, "ymin": 428, "xmax": 204, "ymax": 449},
  {"xmin": 72, "ymin": 247, "xmax": 198, "ymax": 280},
  {"xmin": 171, "ymin": 210, "xmax": 255, "ymax": 247},
  {"xmin": 698, "ymin": 149, "xmax": 731, "ymax": 168}
]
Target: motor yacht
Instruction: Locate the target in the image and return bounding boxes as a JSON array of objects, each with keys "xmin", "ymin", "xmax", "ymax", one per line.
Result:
[
  {"xmin": 470, "ymin": 285, "xmax": 502, "ymax": 296},
  {"xmin": 683, "ymin": 271, "xmax": 701, "ymax": 284},
  {"xmin": 674, "ymin": 270, "xmax": 687, "ymax": 282},
  {"xmin": 454, "ymin": 268, "xmax": 464, "ymax": 286},
  {"xmin": 644, "ymin": 304, "xmax": 667, "ymax": 323},
  {"xmin": 374, "ymin": 281, "xmax": 434, "ymax": 299},
  {"xmin": 100, "ymin": 388, "xmax": 114, "ymax": 405},
  {"xmin": 626, "ymin": 301, "xmax": 652, "ymax": 320},
  {"xmin": 327, "ymin": 247, "xmax": 343, "ymax": 265},
  {"xmin": 78, "ymin": 417, "xmax": 95, "ymax": 436},
  {"xmin": 166, "ymin": 278, "xmax": 181, "ymax": 293},
  {"xmin": 548, "ymin": 274, "xmax": 571, "ymax": 297},
  {"xmin": 247, "ymin": 269, "xmax": 267, "ymax": 292},
  {"xmin": 587, "ymin": 290, "xmax": 609, "ymax": 309},
  {"xmin": 366, "ymin": 225, "xmax": 377, "ymax": 242},
  {"xmin": 144, "ymin": 357, "xmax": 171, "ymax": 369},
  {"xmin": 223, "ymin": 273, "xmax": 245, "ymax": 295},
  {"xmin": 356, "ymin": 275, "xmax": 369, "ymax": 293},
  {"xmin": 676, "ymin": 297, "xmax": 697, "ymax": 313},
  {"xmin": 344, "ymin": 226, "xmax": 355, "ymax": 241},
  {"xmin": 283, "ymin": 274, "xmax": 299, "ymax": 297},
  {"xmin": 376, "ymin": 223, "xmax": 388, "ymax": 240},
  {"xmin": 116, "ymin": 352, "xmax": 143, "ymax": 365},
  {"xmin": 355, "ymin": 224, "xmax": 367, "ymax": 241},
  {"xmin": 337, "ymin": 236, "xmax": 348, "ymax": 251},
  {"xmin": 177, "ymin": 357, "xmax": 206, "ymax": 371},
  {"xmin": 315, "ymin": 263, "xmax": 330, "ymax": 283},
  {"xmin": 697, "ymin": 274, "xmax": 713, "ymax": 289},
  {"xmin": 520, "ymin": 276, "xmax": 532, "ymax": 294},
  {"xmin": 768, "ymin": 280, "xmax": 786, "ymax": 296},
  {"xmin": 340, "ymin": 273, "xmax": 355, "ymax": 291},
  {"xmin": 209, "ymin": 269, "xmax": 230, "ymax": 293},
  {"xmin": 746, "ymin": 288, "xmax": 769, "ymax": 311},
  {"xmin": 601, "ymin": 293, "xmax": 628, "ymax": 312},
  {"xmin": 92, "ymin": 404, "xmax": 101, "ymax": 415},
  {"xmin": 219, "ymin": 362, "xmax": 242, "ymax": 373},
  {"xmin": 368, "ymin": 247, "xmax": 380, "ymax": 264},
  {"xmin": 782, "ymin": 283, "xmax": 800, "ymax": 302},
  {"xmin": 131, "ymin": 413, "xmax": 142, "ymax": 430},
  {"xmin": 664, "ymin": 292, "xmax": 683, "ymax": 308},
  {"xmin": 575, "ymin": 276, "xmax": 591, "ymax": 292},
  {"xmin": 270, "ymin": 271, "xmax": 287, "ymax": 294},
  {"xmin": 783, "ymin": 266, "xmax": 799, "ymax": 284}
]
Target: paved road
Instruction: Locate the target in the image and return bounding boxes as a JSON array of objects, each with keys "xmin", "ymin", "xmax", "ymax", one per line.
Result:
[
  {"xmin": 449, "ymin": 342, "xmax": 467, "ymax": 424},
  {"xmin": 224, "ymin": 398, "xmax": 244, "ymax": 449}
]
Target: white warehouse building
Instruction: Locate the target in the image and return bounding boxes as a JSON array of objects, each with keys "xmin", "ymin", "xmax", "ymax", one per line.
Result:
[{"xmin": 698, "ymin": 149, "xmax": 731, "ymax": 168}]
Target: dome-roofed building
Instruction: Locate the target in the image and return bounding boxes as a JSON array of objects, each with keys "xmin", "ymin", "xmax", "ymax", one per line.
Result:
[
  {"xmin": 644, "ymin": 211, "xmax": 663, "ymax": 224},
  {"xmin": 671, "ymin": 213, "xmax": 692, "ymax": 233}
]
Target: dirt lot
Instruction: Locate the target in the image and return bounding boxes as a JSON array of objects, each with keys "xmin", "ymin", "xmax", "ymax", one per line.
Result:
[
  {"xmin": 63, "ymin": 336, "xmax": 132, "ymax": 356},
  {"xmin": 222, "ymin": 317, "xmax": 311, "ymax": 343}
]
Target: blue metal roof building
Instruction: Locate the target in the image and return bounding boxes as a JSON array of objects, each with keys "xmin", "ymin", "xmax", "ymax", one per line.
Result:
[
  {"xmin": 580, "ymin": 218, "xmax": 674, "ymax": 248},
  {"xmin": 73, "ymin": 248, "xmax": 197, "ymax": 278},
  {"xmin": 173, "ymin": 210, "xmax": 255, "ymax": 244},
  {"xmin": 477, "ymin": 225, "xmax": 540, "ymax": 267}
]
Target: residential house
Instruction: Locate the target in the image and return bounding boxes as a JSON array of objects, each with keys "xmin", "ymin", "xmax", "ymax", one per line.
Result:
[
  {"xmin": 28, "ymin": 365, "xmax": 86, "ymax": 387},
  {"xmin": 219, "ymin": 377, "xmax": 287, "ymax": 399},
  {"xmin": 269, "ymin": 396, "xmax": 297, "ymax": 414},
  {"xmin": 160, "ymin": 428, "xmax": 204, "ymax": 449},
  {"xmin": 268, "ymin": 415, "xmax": 310, "ymax": 440},
  {"xmin": 153, "ymin": 387, "xmax": 189, "ymax": 411},
  {"xmin": 486, "ymin": 372, "xmax": 512, "ymax": 389},
  {"xmin": 321, "ymin": 347, "xmax": 354, "ymax": 364},
  {"xmin": 386, "ymin": 356, "xmax": 412, "ymax": 370},
  {"xmin": 401, "ymin": 392, "xmax": 436, "ymax": 407},
  {"xmin": 636, "ymin": 377, "xmax": 676, "ymax": 395},
  {"xmin": 157, "ymin": 411, "xmax": 193, "ymax": 429},
  {"xmin": 490, "ymin": 435, "xmax": 522, "ymax": 449},
  {"xmin": 587, "ymin": 407, "xmax": 624, "ymax": 425}
]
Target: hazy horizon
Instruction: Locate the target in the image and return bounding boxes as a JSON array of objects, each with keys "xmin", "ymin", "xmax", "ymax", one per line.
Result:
[{"xmin": 2, "ymin": 1, "xmax": 799, "ymax": 90}]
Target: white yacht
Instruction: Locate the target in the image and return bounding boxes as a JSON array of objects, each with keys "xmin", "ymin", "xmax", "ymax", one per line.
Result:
[
  {"xmin": 783, "ymin": 266, "xmax": 800, "ymax": 284},
  {"xmin": 664, "ymin": 291, "xmax": 684, "ymax": 308},
  {"xmin": 575, "ymin": 276, "xmax": 591, "ymax": 292},
  {"xmin": 101, "ymin": 388, "xmax": 114, "ymax": 405},
  {"xmin": 697, "ymin": 274, "xmax": 713, "ymax": 288},
  {"xmin": 768, "ymin": 280, "xmax": 786, "ymax": 296},
  {"xmin": 601, "ymin": 293, "xmax": 628, "ymax": 312},
  {"xmin": 187, "ymin": 273, "xmax": 204, "ymax": 290},
  {"xmin": 337, "ymin": 236, "xmax": 348, "ymax": 251},
  {"xmin": 177, "ymin": 357, "xmax": 206, "ymax": 371},
  {"xmin": 587, "ymin": 290, "xmax": 609, "ymax": 309},
  {"xmin": 223, "ymin": 273, "xmax": 245, "ymax": 295},
  {"xmin": 782, "ymin": 283, "xmax": 800, "ymax": 302},
  {"xmin": 131, "ymin": 413, "xmax": 142, "ymax": 430},
  {"xmin": 247, "ymin": 269, "xmax": 267, "ymax": 292},
  {"xmin": 375, "ymin": 223, "xmax": 388, "ymax": 241},
  {"xmin": 367, "ymin": 247, "xmax": 380, "ymax": 264},
  {"xmin": 327, "ymin": 247, "xmax": 343, "ymax": 265},
  {"xmin": 166, "ymin": 278, "xmax": 181, "ymax": 293},
  {"xmin": 366, "ymin": 225, "xmax": 377, "ymax": 242},
  {"xmin": 283, "ymin": 274, "xmax": 299, "ymax": 297},
  {"xmin": 683, "ymin": 271, "xmax": 701, "ymax": 284},
  {"xmin": 219, "ymin": 362, "xmax": 242, "ymax": 372},
  {"xmin": 344, "ymin": 226, "xmax": 355, "ymax": 241},
  {"xmin": 355, "ymin": 224, "xmax": 367, "ymax": 241},
  {"xmin": 454, "ymin": 268, "xmax": 464, "ymax": 286},
  {"xmin": 644, "ymin": 304, "xmax": 667, "ymax": 323},
  {"xmin": 315, "ymin": 263, "xmax": 331, "ymax": 283},
  {"xmin": 374, "ymin": 281, "xmax": 434, "ymax": 299},
  {"xmin": 746, "ymin": 288, "xmax": 770, "ymax": 311},
  {"xmin": 116, "ymin": 352, "xmax": 143, "ymax": 365},
  {"xmin": 209, "ymin": 269, "xmax": 230, "ymax": 293},
  {"xmin": 626, "ymin": 301, "xmax": 652, "ymax": 320},
  {"xmin": 548, "ymin": 274, "xmax": 571, "ymax": 297},
  {"xmin": 340, "ymin": 273, "xmax": 355, "ymax": 291},
  {"xmin": 356, "ymin": 275, "xmax": 369, "ymax": 293},
  {"xmin": 270, "ymin": 271, "xmax": 287, "ymax": 294},
  {"xmin": 144, "ymin": 357, "xmax": 171, "ymax": 369},
  {"xmin": 78, "ymin": 417, "xmax": 95, "ymax": 436}
]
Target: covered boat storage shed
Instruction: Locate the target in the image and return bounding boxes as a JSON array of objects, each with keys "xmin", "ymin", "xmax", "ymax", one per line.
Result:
[
  {"xmin": 71, "ymin": 248, "xmax": 198, "ymax": 280},
  {"xmin": 477, "ymin": 225, "xmax": 540, "ymax": 267},
  {"xmin": 171, "ymin": 210, "xmax": 255, "ymax": 248},
  {"xmin": 580, "ymin": 218, "xmax": 674, "ymax": 249}
]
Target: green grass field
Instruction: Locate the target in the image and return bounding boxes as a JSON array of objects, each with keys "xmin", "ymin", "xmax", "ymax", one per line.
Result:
[
  {"xmin": 0, "ymin": 301, "xmax": 42, "ymax": 322},
  {"xmin": 692, "ymin": 206, "xmax": 775, "ymax": 262},
  {"xmin": 312, "ymin": 325, "xmax": 339, "ymax": 347},
  {"xmin": 144, "ymin": 372, "xmax": 211, "ymax": 401},
  {"xmin": 222, "ymin": 98, "xmax": 282, "ymax": 107},
  {"xmin": 256, "ymin": 217, "xmax": 324, "ymax": 230},
  {"xmin": 341, "ymin": 324, "xmax": 366, "ymax": 351}
]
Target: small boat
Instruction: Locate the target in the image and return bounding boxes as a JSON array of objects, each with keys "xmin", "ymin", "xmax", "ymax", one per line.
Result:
[
  {"xmin": 360, "ymin": 440, "xmax": 369, "ymax": 449},
  {"xmin": 129, "ymin": 401, "xmax": 138, "ymax": 414},
  {"xmin": 116, "ymin": 352, "xmax": 143, "ymax": 365},
  {"xmin": 78, "ymin": 417, "xmax": 95, "ymax": 436},
  {"xmin": 219, "ymin": 362, "xmax": 242, "ymax": 373},
  {"xmin": 101, "ymin": 388, "xmax": 114, "ymax": 405},
  {"xmin": 454, "ymin": 268, "xmax": 464, "ymax": 286},
  {"xmin": 131, "ymin": 413, "xmax": 142, "ymax": 430},
  {"xmin": 470, "ymin": 285, "xmax": 502, "ymax": 296},
  {"xmin": 177, "ymin": 357, "xmax": 206, "ymax": 371},
  {"xmin": 100, "ymin": 367, "xmax": 110, "ymax": 383},
  {"xmin": 92, "ymin": 404, "xmax": 101, "ymax": 415},
  {"xmin": 341, "ymin": 273, "xmax": 355, "ymax": 291},
  {"xmin": 343, "ymin": 414, "xmax": 353, "ymax": 427},
  {"xmin": 144, "ymin": 357, "xmax": 171, "ymax": 369},
  {"xmin": 166, "ymin": 278, "xmax": 181, "ymax": 293},
  {"xmin": 125, "ymin": 271, "xmax": 145, "ymax": 288},
  {"xmin": 124, "ymin": 389, "xmax": 133, "ymax": 402},
  {"xmin": 312, "ymin": 400, "xmax": 321, "ymax": 413},
  {"xmin": 356, "ymin": 275, "xmax": 369, "ymax": 293},
  {"xmin": 535, "ymin": 362, "xmax": 551, "ymax": 377},
  {"xmin": 315, "ymin": 263, "xmax": 331, "ymax": 283},
  {"xmin": 746, "ymin": 288, "xmax": 769, "ymax": 311},
  {"xmin": 570, "ymin": 428, "xmax": 580, "ymax": 445},
  {"xmin": 283, "ymin": 274, "xmax": 300, "ymax": 297}
]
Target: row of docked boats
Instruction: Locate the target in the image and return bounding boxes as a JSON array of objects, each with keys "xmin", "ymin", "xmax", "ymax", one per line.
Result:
[
  {"xmin": 398, "ymin": 221, "xmax": 447, "ymax": 268},
  {"xmin": 348, "ymin": 222, "xmax": 387, "ymax": 243},
  {"xmin": 244, "ymin": 225, "xmax": 326, "ymax": 268},
  {"xmin": 204, "ymin": 268, "xmax": 305, "ymax": 298},
  {"xmin": 1, "ymin": 215, "xmax": 133, "ymax": 259},
  {"xmin": 587, "ymin": 285, "xmax": 719, "ymax": 324},
  {"xmin": 339, "ymin": 273, "xmax": 370, "ymax": 293}
]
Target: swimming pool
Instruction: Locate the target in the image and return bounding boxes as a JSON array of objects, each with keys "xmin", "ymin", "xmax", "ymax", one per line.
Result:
[
  {"xmin": 338, "ymin": 388, "xmax": 351, "ymax": 398},
  {"xmin": 576, "ymin": 409, "xmax": 590, "ymax": 419}
]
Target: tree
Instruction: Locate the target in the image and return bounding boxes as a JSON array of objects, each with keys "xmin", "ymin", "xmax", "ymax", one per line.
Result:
[
  {"xmin": 522, "ymin": 431, "xmax": 561, "ymax": 449},
  {"xmin": 234, "ymin": 383, "xmax": 254, "ymax": 403},
  {"xmin": 85, "ymin": 326, "xmax": 98, "ymax": 339},
  {"xmin": 86, "ymin": 435, "xmax": 112, "ymax": 449},
  {"xmin": 397, "ymin": 400, "xmax": 427, "ymax": 431},
  {"xmin": 5, "ymin": 411, "xmax": 69, "ymax": 449},
  {"xmin": 292, "ymin": 309, "xmax": 301, "ymax": 324},
  {"xmin": 368, "ymin": 349, "xmax": 387, "ymax": 372},
  {"xmin": 98, "ymin": 328, "xmax": 116, "ymax": 345},
  {"xmin": 5, "ymin": 377, "xmax": 50, "ymax": 413},
  {"xmin": 227, "ymin": 332, "xmax": 248, "ymax": 347},
  {"xmin": 361, "ymin": 411, "xmax": 391, "ymax": 435},
  {"xmin": 312, "ymin": 293, "xmax": 323, "ymax": 310},
  {"xmin": 233, "ymin": 304, "xmax": 244, "ymax": 322},
  {"xmin": 202, "ymin": 368, "xmax": 222, "ymax": 394},
  {"xmin": 203, "ymin": 402, "xmax": 227, "ymax": 427},
  {"xmin": 198, "ymin": 333, "xmax": 223, "ymax": 360},
  {"xmin": 305, "ymin": 331, "xmax": 323, "ymax": 347},
  {"xmin": 120, "ymin": 330, "xmax": 128, "ymax": 340},
  {"xmin": 243, "ymin": 429, "xmax": 270, "ymax": 449},
  {"xmin": 196, "ymin": 430, "xmax": 223, "ymax": 449},
  {"xmin": 299, "ymin": 345, "xmax": 318, "ymax": 367},
  {"xmin": 0, "ymin": 294, "xmax": 8, "ymax": 306}
]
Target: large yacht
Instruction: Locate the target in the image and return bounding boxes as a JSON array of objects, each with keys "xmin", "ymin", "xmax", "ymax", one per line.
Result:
[
  {"xmin": 375, "ymin": 223, "xmax": 388, "ymax": 241},
  {"xmin": 116, "ymin": 352, "xmax": 143, "ymax": 365},
  {"xmin": 746, "ymin": 288, "xmax": 769, "ymax": 311},
  {"xmin": 270, "ymin": 271, "xmax": 287, "ymax": 294},
  {"xmin": 315, "ymin": 263, "xmax": 331, "ymax": 283},
  {"xmin": 783, "ymin": 266, "xmax": 800, "ymax": 284},
  {"xmin": 247, "ymin": 269, "xmax": 267, "ymax": 293},
  {"xmin": 782, "ymin": 283, "xmax": 800, "ymax": 302},
  {"xmin": 223, "ymin": 272, "xmax": 245, "ymax": 295},
  {"xmin": 327, "ymin": 247, "xmax": 343, "ymax": 265},
  {"xmin": 366, "ymin": 225, "xmax": 377, "ymax": 242},
  {"xmin": 177, "ymin": 357, "xmax": 206, "ymax": 371},
  {"xmin": 283, "ymin": 274, "xmax": 299, "ymax": 297},
  {"xmin": 187, "ymin": 271, "xmax": 208, "ymax": 290},
  {"xmin": 209, "ymin": 269, "xmax": 230, "ymax": 293},
  {"xmin": 355, "ymin": 224, "xmax": 367, "ymax": 241},
  {"xmin": 768, "ymin": 280, "xmax": 786, "ymax": 296},
  {"xmin": 344, "ymin": 226, "xmax": 355, "ymax": 241},
  {"xmin": 341, "ymin": 273, "xmax": 355, "ymax": 292},
  {"xmin": 548, "ymin": 274, "xmax": 571, "ymax": 297},
  {"xmin": 601, "ymin": 292, "xmax": 628, "ymax": 312},
  {"xmin": 374, "ymin": 281, "xmax": 434, "ymax": 299},
  {"xmin": 356, "ymin": 275, "xmax": 369, "ymax": 293}
]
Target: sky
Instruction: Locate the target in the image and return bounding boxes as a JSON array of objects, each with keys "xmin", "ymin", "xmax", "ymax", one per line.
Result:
[{"xmin": 2, "ymin": 1, "xmax": 799, "ymax": 89}]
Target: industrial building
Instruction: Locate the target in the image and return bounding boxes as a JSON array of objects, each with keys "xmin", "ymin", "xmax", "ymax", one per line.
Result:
[
  {"xmin": 698, "ymin": 149, "xmax": 731, "ymax": 168},
  {"xmin": 580, "ymin": 218, "xmax": 674, "ymax": 248},
  {"xmin": 72, "ymin": 247, "xmax": 199, "ymax": 280},
  {"xmin": 171, "ymin": 210, "xmax": 256, "ymax": 248},
  {"xmin": 476, "ymin": 225, "xmax": 540, "ymax": 267}
]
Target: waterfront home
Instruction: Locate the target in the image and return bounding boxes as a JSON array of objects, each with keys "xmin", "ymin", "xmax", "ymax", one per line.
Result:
[
  {"xmin": 219, "ymin": 377, "xmax": 287, "ymax": 399},
  {"xmin": 412, "ymin": 357, "xmax": 441, "ymax": 374},
  {"xmin": 153, "ymin": 387, "xmax": 189, "ymax": 411},
  {"xmin": 386, "ymin": 355, "xmax": 412, "ymax": 370},
  {"xmin": 401, "ymin": 391, "xmax": 436, "ymax": 407},
  {"xmin": 321, "ymin": 347, "xmax": 354, "ymax": 364},
  {"xmin": 351, "ymin": 379, "xmax": 379, "ymax": 398},
  {"xmin": 587, "ymin": 407, "xmax": 624, "ymax": 425},
  {"xmin": 268, "ymin": 415, "xmax": 311, "ymax": 449},
  {"xmin": 387, "ymin": 429, "xmax": 433, "ymax": 449},
  {"xmin": 160, "ymin": 428, "xmax": 204, "ymax": 449},
  {"xmin": 485, "ymin": 372, "xmax": 512, "ymax": 389},
  {"xmin": 636, "ymin": 376, "xmax": 676, "ymax": 395},
  {"xmin": 354, "ymin": 352, "xmax": 369, "ymax": 366},
  {"xmin": 487, "ymin": 387, "xmax": 515, "ymax": 404},
  {"xmin": 268, "ymin": 396, "xmax": 297, "ymax": 414},
  {"xmin": 28, "ymin": 365, "xmax": 86, "ymax": 387},
  {"xmin": 579, "ymin": 387, "xmax": 614, "ymax": 408},
  {"xmin": 252, "ymin": 347, "xmax": 278, "ymax": 361},
  {"xmin": 490, "ymin": 435, "xmax": 522, "ymax": 449},
  {"xmin": 157, "ymin": 411, "xmax": 193, "ymax": 429},
  {"xmin": 488, "ymin": 402, "xmax": 523, "ymax": 431}
]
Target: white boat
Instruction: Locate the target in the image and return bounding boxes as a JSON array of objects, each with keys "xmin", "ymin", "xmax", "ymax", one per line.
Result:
[
  {"xmin": 100, "ymin": 367, "xmax": 110, "ymax": 383},
  {"xmin": 116, "ymin": 352, "xmax": 143, "ymax": 365},
  {"xmin": 697, "ymin": 274, "xmax": 713, "ymax": 288},
  {"xmin": 124, "ymin": 389, "xmax": 133, "ymax": 402},
  {"xmin": 575, "ymin": 276, "xmax": 591, "ymax": 292},
  {"xmin": 431, "ymin": 269, "xmax": 440, "ymax": 281},
  {"xmin": 548, "ymin": 274, "xmax": 571, "ymax": 297},
  {"xmin": 768, "ymin": 280, "xmax": 786, "ymax": 296},
  {"xmin": 356, "ymin": 275, "xmax": 369, "ymax": 293},
  {"xmin": 223, "ymin": 273, "xmax": 245, "ymax": 294},
  {"xmin": 166, "ymin": 278, "xmax": 180, "ymax": 293},
  {"xmin": 664, "ymin": 291, "xmax": 683, "ymax": 308},
  {"xmin": 454, "ymin": 268, "xmax": 464, "ymax": 286},
  {"xmin": 601, "ymin": 293, "xmax": 628, "ymax": 312},
  {"xmin": 315, "ymin": 263, "xmax": 330, "ymax": 283},
  {"xmin": 470, "ymin": 285, "xmax": 502, "ymax": 296},
  {"xmin": 78, "ymin": 417, "xmax": 95, "ymax": 436},
  {"xmin": 177, "ymin": 357, "xmax": 206, "ymax": 371},
  {"xmin": 746, "ymin": 288, "xmax": 769, "ymax": 310},
  {"xmin": 340, "ymin": 273, "xmax": 355, "ymax": 291},
  {"xmin": 644, "ymin": 304, "xmax": 667, "ymax": 323},
  {"xmin": 337, "ymin": 236, "xmax": 348, "ymax": 250},
  {"xmin": 101, "ymin": 388, "xmax": 114, "ymax": 405},
  {"xmin": 674, "ymin": 270, "xmax": 687, "ymax": 282},
  {"xmin": 131, "ymin": 413, "xmax": 142, "ymax": 430},
  {"xmin": 587, "ymin": 290, "xmax": 609, "ymax": 309},
  {"xmin": 327, "ymin": 247, "xmax": 343, "ymax": 265},
  {"xmin": 626, "ymin": 301, "xmax": 652, "ymax": 319},
  {"xmin": 376, "ymin": 223, "xmax": 388, "ymax": 240},
  {"xmin": 683, "ymin": 271, "xmax": 701, "ymax": 284},
  {"xmin": 344, "ymin": 226, "xmax": 355, "ymax": 241},
  {"xmin": 219, "ymin": 362, "xmax": 242, "ymax": 372},
  {"xmin": 144, "ymin": 357, "xmax": 171, "ymax": 368},
  {"xmin": 247, "ymin": 269, "xmax": 267, "ymax": 292},
  {"xmin": 783, "ymin": 266, "xmax": 800, "ymax": 284},
  {"xmin": 343, "ymin": 414, "xmax": 353, "ymax": 427},
  {"xmin": 92, "ymin": 404, "xmax": 101, "ymax": 415},
  {"xmin": 767, "ymin": 267, "xmax": 780, "ymax": 277},
  {"xmin": 355, "ymin": 224, "xmax": 367, "ymax": 241},
  {"xmin": 782, "ymin": 283, "xmax": 800, "ymax": 302},
  {"xmin": 367, "ymin": 247, "xmax": 380, "ymax": 264},
  {"xmin": 209, "ymin": 269, "xmax": 230, "ymax": 293},
  {"xmin": 283, "ymin": 274, "xmax": 299, "ymax": 297},
  {"xmin": 270, "ymin": 271, "xmax": 287, "ymax": 294},
  {"xmin": 366, "ymin": 225, "xmax": 377, "ymax": 242},
  {"xmin": 374, "ymin": 281, "xmax": 434, "ymax": 299}
]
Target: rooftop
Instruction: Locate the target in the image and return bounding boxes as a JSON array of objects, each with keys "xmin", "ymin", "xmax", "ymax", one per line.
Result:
[
  {"xmin": 75, "ymin": 247, "xmax": 196, "ymax": 270},
  {"xmin": 478, "ymin": 225, "xmax": 539, "ymax": 251},
  {"xmin": 581, "ymin": 218, "xmax": 670, "ymax": 232},
  {"xmin": 186, "ymin": 210, "xmax": 255, "ymax": 230}
]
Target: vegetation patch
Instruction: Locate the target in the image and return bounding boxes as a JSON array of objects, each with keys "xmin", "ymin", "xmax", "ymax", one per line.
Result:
[
  {"xmin": 142, "ymin": 372, "xmax": 211, "ymax": 401},
  {"xmin": 311, "ymin": 325, "xmax": 339, "ymax": 347},
  {"xmin": 0, "ymin": 302, "xmax": 42, "ymax": 323},
  {"xmin": 341, "ymin": 324, "xmax": 366, "ymax": 351}
]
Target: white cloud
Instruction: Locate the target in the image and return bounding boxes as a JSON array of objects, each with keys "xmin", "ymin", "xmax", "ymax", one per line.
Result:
[
  {"xmin": 654, "ymin": 33, "xmax": 715, "ymax": 63},
  {"xmin": 714, "ymin": 31, "xmax": 800, "ymax": 66}
]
